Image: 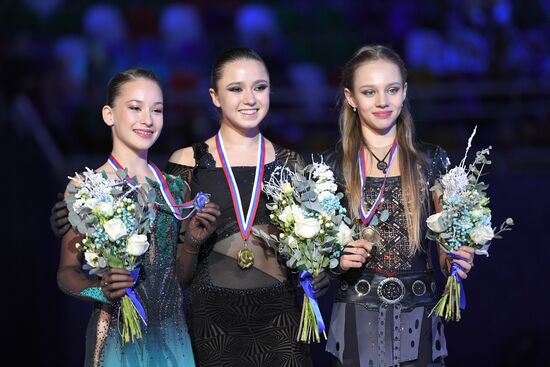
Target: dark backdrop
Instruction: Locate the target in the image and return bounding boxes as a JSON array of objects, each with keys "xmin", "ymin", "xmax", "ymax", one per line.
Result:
[{"xmin": 3, "ymin": 0, "xmax": 549, "ymax": 366}]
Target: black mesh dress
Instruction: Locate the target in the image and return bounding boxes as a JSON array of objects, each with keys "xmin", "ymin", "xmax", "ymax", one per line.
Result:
[{"xmin": 166, "ymin": 142, "xmax": 312, "ymax": 367}]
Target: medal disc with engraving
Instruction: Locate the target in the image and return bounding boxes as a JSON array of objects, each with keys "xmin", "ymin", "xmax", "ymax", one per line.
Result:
[
  {"xmin": 360, "ymin": 226, "xmax": 381, "ymax": 248},
  {"xmin": 238, "ymin": 247, "xmax": 254, "ymax": 269}
]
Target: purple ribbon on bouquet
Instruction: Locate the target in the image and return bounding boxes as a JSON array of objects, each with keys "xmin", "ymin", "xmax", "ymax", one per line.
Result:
[
  {"xmin": 127, "ymin": 268, "xmax": 147, "ymax": 325},
  {"xmin": 298, "ymin": 270, "xmax": 326, "ymax": 334},
  {"xmin": 448, "ymin": 252, "xmax": 467, "ymax": 310}
]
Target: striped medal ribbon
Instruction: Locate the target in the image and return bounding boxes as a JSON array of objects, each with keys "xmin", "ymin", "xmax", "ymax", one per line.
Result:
[
  {"xmin": 108, "ymin": 155, "xmax": 184, "ymax": 220},
  {"xmin": 358, "ymin": 138, "xmax": 398, "ymax": 224},
  {"xmin": 215, "ymin": 132, "xmax": 265, "ymax": 269}
]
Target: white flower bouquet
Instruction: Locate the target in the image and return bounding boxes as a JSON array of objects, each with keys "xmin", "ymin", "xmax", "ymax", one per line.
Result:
[
  {"xmin": 426, "ymin": 127, "xmax": 513, "ymax": 321},
  {"xmin": 253, "ymin": 160, "xmax": 354, "ymax": 343},
  {"xmin": 65, "ymin": 168, "xmax": 156, "ymax": 343}
]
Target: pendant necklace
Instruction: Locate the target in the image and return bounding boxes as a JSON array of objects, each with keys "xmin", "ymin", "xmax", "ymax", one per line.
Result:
[
  {"xmin": 215, "ymin": 132, "xmax": 265, "ymax": 270},
  {"xmin": 358, "ymin": 137, "xmax": 398, "ymax": 224},
  {"xmin": 367, "ymin": 145, "xmax": 393, "ymax": 174}
]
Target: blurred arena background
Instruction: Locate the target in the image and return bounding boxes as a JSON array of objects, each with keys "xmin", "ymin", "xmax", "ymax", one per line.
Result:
[{"xmin": 2, "ymin": 1, "xmax": 549, "ymax": 365}]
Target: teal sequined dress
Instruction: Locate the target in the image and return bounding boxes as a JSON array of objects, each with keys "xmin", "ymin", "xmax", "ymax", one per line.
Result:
[{"xmin": 83, "ymin": 175, "xmax": 195, "ymax": 367}]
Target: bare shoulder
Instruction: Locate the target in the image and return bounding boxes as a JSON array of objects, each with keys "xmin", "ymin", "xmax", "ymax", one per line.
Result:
[
  {"xmin": 169, "ymin": 146, "xmax": 195, "ymax": 166},
  {"xmin": 263, "ymin": 137, "xmax": 277, "ymax": 162}
]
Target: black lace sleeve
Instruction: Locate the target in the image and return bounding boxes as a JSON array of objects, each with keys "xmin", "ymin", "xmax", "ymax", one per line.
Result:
[
  {"xmin": 165, "ymin": 162, "xmax": 194, "ymax": 186},
  {"xmin": 418, "ymin": 142, "xmax": 450, "ymax": 186}
]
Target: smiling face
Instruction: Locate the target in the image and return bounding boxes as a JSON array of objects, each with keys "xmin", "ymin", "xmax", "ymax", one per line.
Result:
[
  {"xmin": 103, "ymin": 77, "xmax": 163, "ymax": 153},
  {"xmin": 344, "ymin": 59, "xmax": 407, "ymax": 136},
  {"xmin": 209, "ymin": 58, "xmax": 270, "ymax": 133}
]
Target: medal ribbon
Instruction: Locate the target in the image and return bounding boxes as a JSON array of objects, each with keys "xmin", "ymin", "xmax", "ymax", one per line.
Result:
[
  {"xmin": 108, "ymin": 155, "xmax": 183, "ymax": 221},
  {"xmin": 215, "ymin": 132, "xmax": 265, "ymax": 240},
  {"xmin": 358, "ymin": 137, "xmax": 398, "ymax": 224}
]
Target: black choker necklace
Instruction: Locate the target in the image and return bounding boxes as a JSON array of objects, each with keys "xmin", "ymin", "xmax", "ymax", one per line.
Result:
[{"xmin": 368, "ymin": 146, "xmax": 392, "ymax": 173}]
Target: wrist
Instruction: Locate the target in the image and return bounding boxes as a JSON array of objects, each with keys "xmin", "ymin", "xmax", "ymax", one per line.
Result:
[
  {"xmin": 79, "ymin": 287, "xmax": 112, "ymax": 304},
  {"xmin": 182, "ymin": 235, "xmax": 203, "ymax": 255},
  {"xmin": 330, "ymin": 264, "xmax": 346, "ymax": 276}
]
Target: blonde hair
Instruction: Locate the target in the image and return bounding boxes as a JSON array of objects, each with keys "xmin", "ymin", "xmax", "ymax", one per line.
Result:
[{"xmin": 339, "ymin": 45, "xmax": 427, "ymax": 252}]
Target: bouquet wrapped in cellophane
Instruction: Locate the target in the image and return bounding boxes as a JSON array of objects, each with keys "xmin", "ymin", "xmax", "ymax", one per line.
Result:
[
  {"xmin": 66, "ymin": 168, "xmax": 156, "ymax": 343},
  {"xmin": 253, "ymin": 160, "xmax": 355, "ymax": 343},
  {"xmin": 426, "ymin": 127, "xmax": 513, "ymax": 321}
]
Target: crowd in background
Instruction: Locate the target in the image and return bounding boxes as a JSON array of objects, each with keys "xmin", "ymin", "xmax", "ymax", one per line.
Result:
[{"xmin": 2, "ymin": 0, "xmax": 550, "ymax": 168}]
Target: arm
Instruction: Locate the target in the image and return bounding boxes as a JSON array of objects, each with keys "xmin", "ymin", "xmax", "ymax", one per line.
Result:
[
  {"xmin": 57, "ymin": 227, "xmax": 134, "ymax": 303},
  {"xmin": 176, "ymin": 202, "xmax": 220, "ymax": 288},
  {"xmin": 50, "ymin": 193, "xmax": 70, "ymax": 238},
  {"xmin": 57, "ymin": 228, "xmax": 102, "ymax": 300}
]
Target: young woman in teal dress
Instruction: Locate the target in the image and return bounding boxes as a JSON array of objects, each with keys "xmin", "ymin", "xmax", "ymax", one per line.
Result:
[
  {"xmin": 56, "ymin": 68, "xmax": 220, "ymax": 366},
  {"xmin": 324, "ymin": 45, "xmax": 475, "ymax": 366},
  {"xmin": 165, "ymin": 47, "xmax": 329, "ymax": 367}
]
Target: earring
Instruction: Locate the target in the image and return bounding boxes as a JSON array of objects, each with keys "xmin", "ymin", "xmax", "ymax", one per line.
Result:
[{"xmin": 353, "ymin": 107, "xmax": 357, "ymax": 112}]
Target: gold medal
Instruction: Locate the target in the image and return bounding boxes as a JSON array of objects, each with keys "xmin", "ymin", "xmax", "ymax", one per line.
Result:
[{"xmin": 237, "ymin": 247, "xmax": 254, "ymax": 269}]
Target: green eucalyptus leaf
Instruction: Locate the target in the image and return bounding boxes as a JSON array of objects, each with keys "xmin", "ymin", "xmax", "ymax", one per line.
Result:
[
  {"xmin": 68, "ymin": 212, "xmax": 81, "ymax": 227},
  {"xmin": 77, "ymin": 221, "xmax": 88, "ymax": 235},
  {"xmin": 301, "ymin": 191, "xmax": 317, "ymax": 202}
]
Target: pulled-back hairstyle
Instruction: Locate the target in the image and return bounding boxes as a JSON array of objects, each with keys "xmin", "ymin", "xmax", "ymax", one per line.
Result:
[
  {"xmin": 210, "ymin": 47, "xmax": 266, "ymax": 91},
  {"xmin": 339, "ymin": 45, "xmax": 426, "ymax": 251},
  {"xmin": 107, "ymin": 68, "xmax": 162, "ymax": 106}
]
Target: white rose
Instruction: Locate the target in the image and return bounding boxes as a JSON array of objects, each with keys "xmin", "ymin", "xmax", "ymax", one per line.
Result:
[
  {"xmin": 470, "ymin": 225, "xmax": 494, "ymax": 245},
  {"xmin": 294, "ymin": 217, "xmax": 320, "ymax": 239},
  {"xmin": 84, "ymin": 252, "xmax": 107, "ymax": 268},
  {"xmin": 336, "ymin": 222, "xmax": 354, "ymax": 245},
  {"xmin": 426, "ymin": 212, "xmax": 448, "ymax": 233},
  {"xmin": 94, "ymin": 201, "xmax": 114, "ymax": 217},
  {"xmin": 103, "ymin": 218, "xmax": 127, "ymax": 241},
  {"xmin": 126, "ymin": 234, "xmax": 150, "ymax": 256}
]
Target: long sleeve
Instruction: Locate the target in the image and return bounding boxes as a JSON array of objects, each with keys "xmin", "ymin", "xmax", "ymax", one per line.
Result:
[
  {"xmin": 57, "ymin": 228, "xmax": 105, "ymax": 302},
  {"xmin": 165, "ymin": 162, "xmax": 200, "ymax": 288}
]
